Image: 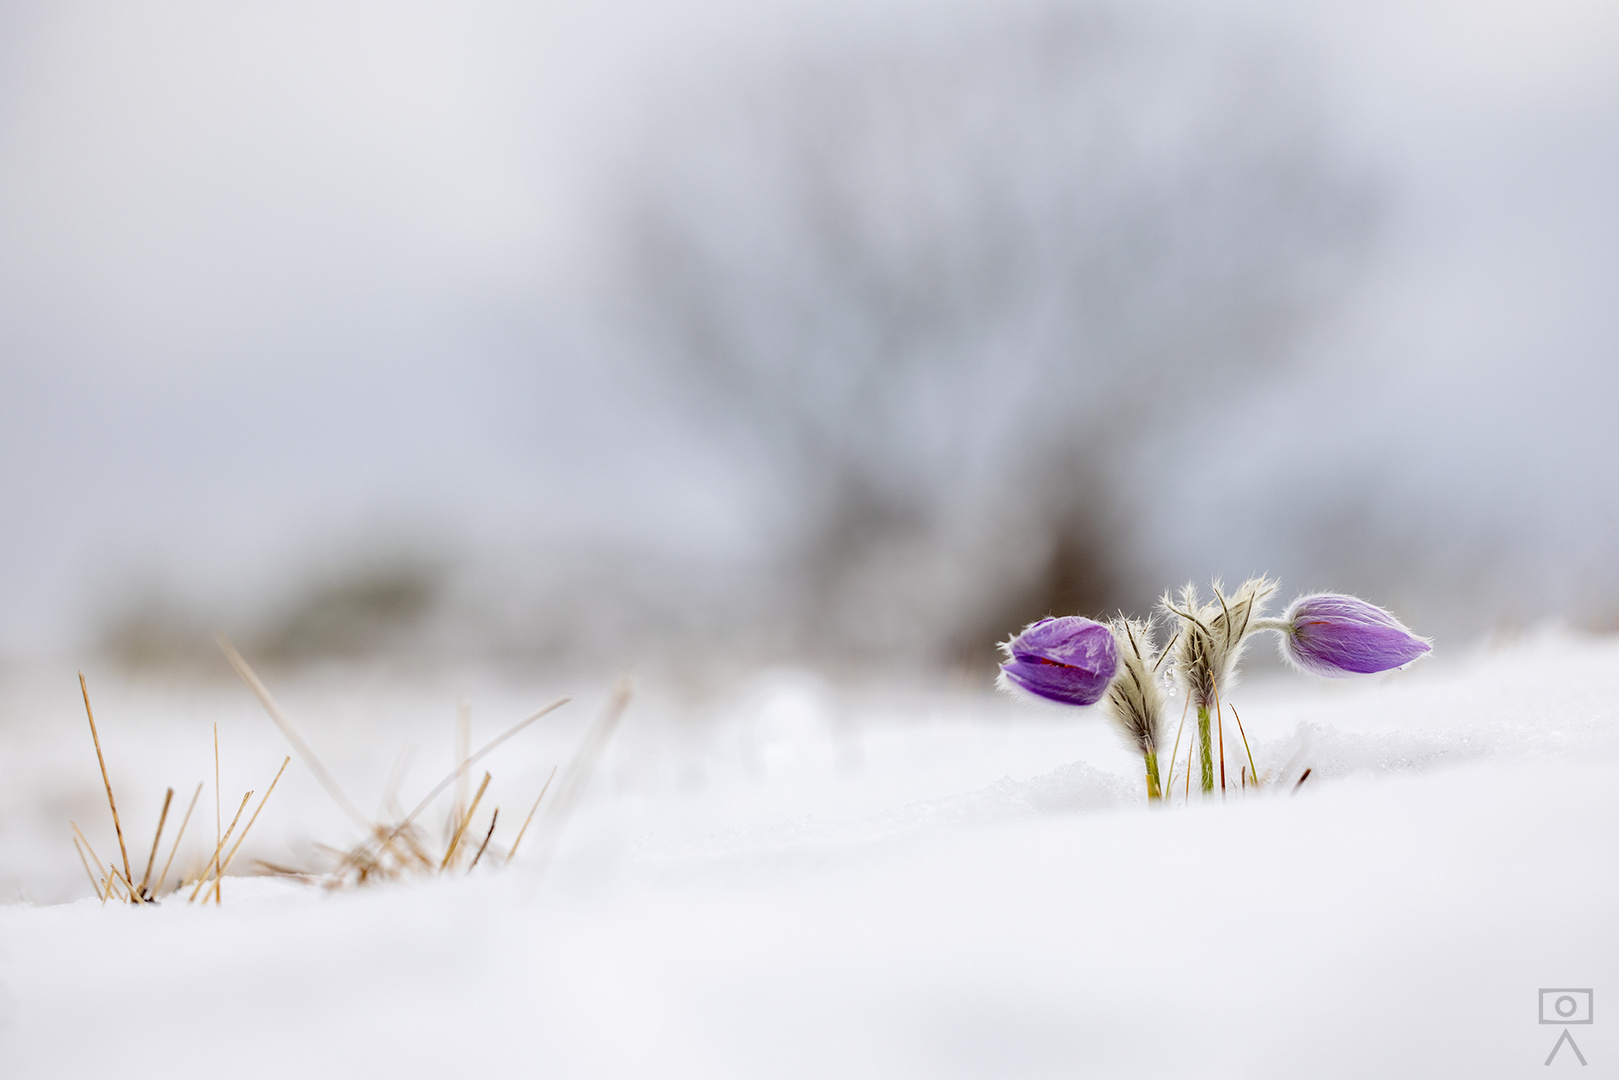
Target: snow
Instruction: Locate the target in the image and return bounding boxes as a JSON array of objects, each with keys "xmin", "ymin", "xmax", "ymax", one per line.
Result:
[{"xmin": 2, "ymin": 632, "xmax": 1616, "ymax": 1076}]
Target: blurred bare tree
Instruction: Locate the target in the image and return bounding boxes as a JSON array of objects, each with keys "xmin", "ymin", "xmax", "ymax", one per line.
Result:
[{"xmin": 607, "ymin": 5, "xmax": 1377, "ymax": 666}]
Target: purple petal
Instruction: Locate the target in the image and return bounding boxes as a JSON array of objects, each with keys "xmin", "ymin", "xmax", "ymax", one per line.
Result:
[
  {"xmin": 1282, "ymin": 594, "xmax": 1431, "ymax": 677},
  {"xmin": 999, "ymin": 616, "xmax": 1118, "ymax": 706}
]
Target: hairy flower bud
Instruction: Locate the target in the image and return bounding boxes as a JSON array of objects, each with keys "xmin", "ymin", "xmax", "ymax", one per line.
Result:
[
  {"xmin": 997, "ymin": 616, "xmax": 1118, "ymax": 707},
  {"xmin": 1272, "ymin": 593, "xmax": 1431, "ymax": 677},
  {"xmin": 1162, "ymin": 576, "xmax": 1277, "ymax": 709},
  {"xmin": 1101, "ymin": 618, "xmax": 1168, "ymax": 756}
]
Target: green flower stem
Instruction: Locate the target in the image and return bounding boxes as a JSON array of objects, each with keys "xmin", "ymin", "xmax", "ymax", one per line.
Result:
[
  {"xmin": 1197, "ymin": 704, "xmax": 1214, "ymax": 794},
  {"xmin": 1144, "ymin": 751, "xmax": 1162, "ymax": 801}
]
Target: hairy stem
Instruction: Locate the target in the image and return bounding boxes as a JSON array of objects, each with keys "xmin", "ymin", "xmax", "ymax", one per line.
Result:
[{"xmin": 1197, "ymin": 705, "xmax": 1214, "ymax": 794}]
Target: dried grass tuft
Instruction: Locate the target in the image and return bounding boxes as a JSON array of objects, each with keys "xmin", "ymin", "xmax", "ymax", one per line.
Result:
[
  {"xmin": 439, "ymin": 772, "xmax": 491, "ymax": 872},
  {"xmin": 68, "ymin": 674, "xmax": 288, "ymax": 906},
  {"xmin": 216, "ymin": 654, "xmax": 628, "ymax": 891},
  {"xmin": 69, "ymin": 649, "xmax": 624, "ymax": 901}
]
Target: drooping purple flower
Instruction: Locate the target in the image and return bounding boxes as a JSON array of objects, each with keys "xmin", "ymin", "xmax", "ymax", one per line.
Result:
[
  {"xmin": 998, "ymin": 616, "xmax": 1119, "ymax": 706},
  {"xmin": 1275, "ymin": 593, "xmax": 1431, "ymax": 677}
]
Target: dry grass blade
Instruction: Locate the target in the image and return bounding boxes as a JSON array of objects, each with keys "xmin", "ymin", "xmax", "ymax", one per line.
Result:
[
  {"xmin": 336, "ymin": 697, "xmax": 570, "ymax": 877},
  {"xmin": 467, "ymin": 807, "xmax": 499, "ymax": 873},
  {"xmin": 101, "ymin": 863, "xmax": 135, "ymax": 904},
  {"xmin": 216, "ymin": 635, "xmax": 370, "ymax": 829},
  {"xmin": 454, "ymin": 701, "xmax": 471, "ymax": 840},
  {"xmin": 440, "ymin": 772, "xmax": 491, "ymax": 872},
  {"xmin": 71, "ymin": 822, "xmax": 113, "ymax": 902},
  {"xmin": 1162, "ymin": 694, "xmax": 1192, "ymax": 801},
  {"xmin": 389, "ymin": 824, "xmax": 436, "ymax": 872},
  {"xmin": 253, "ymin": 860, "xmax": 319, "ymax": 882},
  {"xmin": 1293, "ymin": 767, "xmax": 1313, "ymax": 793},
  {"xmin": 153, "ymin": 782, "xmax": 203, "ymax": 897},
  {"xmin": 1231, "ymin": 706, "xmax": 1260, "ymax": 791},
  {"xmin": 379, "ymin": 743, "xmax": 415, "ymax": 821},
  {"xmin": 213, "ymin": 724, "xmax": 221, "ymax": 894},
  {"xmin": 79, "ymin": 673, "xmax": 134, "ymax": 893},
  {"xmin": 72, "ymin": 835, "xmax": 104, "ymax": 901},
  {"xmin": 137, "ymin": 787, "xmax": 175, "ymax": 900},
  {"xmin": 522, "ymin": 676, "xmax": 633, "ymax": 882},
  {"xmin": 399, "ymin": 697, "xmax": 569, "ymax": 832},
  {"xmin": 274, "ymin": 695, "xmax": 567, "ymax": 887},
  {"xmin": 188, "ymin": 790, "xmax": 253, "ymax": 903},
  {"xmin": 99, "ymin": 865, "xmax": 132, "ymax": 904},
  {"xmin": 214, "ymin": 756, "xmax": 291, "ymax": 884},
  {"xmin": 213, "ymin": 724, "xmax": 222, "ymax": 904},
  {"xmin": 505, "ymin": 765, "xmax": 557, "ymax": 866}
]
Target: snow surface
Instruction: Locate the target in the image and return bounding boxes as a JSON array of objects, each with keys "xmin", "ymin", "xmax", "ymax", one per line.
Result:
[{"xmin": 2, "ymin": 632, "xmax": 1616, "ymax": 1077}]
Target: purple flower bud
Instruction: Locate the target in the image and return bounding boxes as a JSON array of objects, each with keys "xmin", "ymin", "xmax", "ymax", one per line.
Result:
[
  {"xmin": 1276, "ymin": 594, "xmax": 1431, "ymax": 677},
  {"xmin": 998, "ymin": 616, "xmax": 1119, "ymax": 706}
]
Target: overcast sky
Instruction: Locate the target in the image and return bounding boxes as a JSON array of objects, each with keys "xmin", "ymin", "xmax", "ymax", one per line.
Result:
[{"xmin": 1, "ymin": 0, "xmax": 1616, "ymax": 654}]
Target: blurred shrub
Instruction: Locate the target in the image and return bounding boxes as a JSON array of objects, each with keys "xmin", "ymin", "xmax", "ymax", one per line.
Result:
[
  {"xmin": 98, "ymin": 555, "xmax": 449, "ymax": 672},
  {"xmin": 252, "ymin": 557, "xmax": 447, "ymax": 662},
  {"xmin": 605, "ymin": 3, "xmax": 1378, "ymax": 666}
]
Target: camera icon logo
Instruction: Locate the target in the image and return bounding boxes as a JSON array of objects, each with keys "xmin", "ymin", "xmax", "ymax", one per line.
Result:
[
  {"xmin": 1540, "ymin": 989, "xmax": 1594, "ymax": 1066},
  {"xmin": 1541, "ymin": 989, "xmax": 1594, "ymax": 1026}
]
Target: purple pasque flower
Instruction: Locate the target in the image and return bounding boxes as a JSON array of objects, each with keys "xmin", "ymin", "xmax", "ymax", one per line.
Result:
[
  {"xmin": 998, "ymin": 616, "xmax": 1119, "ymax": 706},
  {"xmin": 1273, "ymin": 593, "xmax": 1431, "ymax": 677}
]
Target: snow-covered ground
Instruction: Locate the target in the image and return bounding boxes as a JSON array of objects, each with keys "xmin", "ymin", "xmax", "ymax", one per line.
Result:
[{"xmin": 2, "ymin": 632, "xmax": 1616, "ymax": 1077}]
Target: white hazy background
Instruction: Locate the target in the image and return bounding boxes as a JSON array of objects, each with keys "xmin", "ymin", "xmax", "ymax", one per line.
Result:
[{"xmin": 1, "ymin": 0, "xmax": 1617, "ymax": 675}]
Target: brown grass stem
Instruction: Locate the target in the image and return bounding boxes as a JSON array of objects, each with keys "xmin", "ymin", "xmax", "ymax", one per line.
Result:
[
  {"xmin": 72, "ymin": 835, "xmax": 104, "ymax": 901},
  {"xmin": 71, "ymin": 822, "xmax": 114, "ymax": 901},
  {"xmin": 379, "ymin": 744, "xmax": 415, "ymax": 821},
  {"xmin": 188, "ymin": 790, "xmax": 253, "ymax": 903},
  {"xmin": 392, "ymin": 825, "xmax": 435, "ymax": 872},
  {"xmin": 213, "ymin": 724, "xmax": 222, "ymax": 904},
  {"xmin": 399, "ymin": 698, "xmax": 568, "ymax": 832},
  {"xmin": 214, "ymin": 757, "xmax": 290, "ymax": 884},
  {"xmin": 216, "ymin": 635, "xmax": 371, "ymax": 829},
  {"xmin": 137, "ymin": 787, "xmax": 174, "ymax": 901},
  {"xmin": 79, "ymin": 673, "xmax": 134, "ymax": 892},
  {"xmin": 467, "ymin": 807, "xmax": 499, "ymax": 873},
  {"xmin": 505, "ymin": 765, "xmax": 557, "ymax": 865},
  {"xmin": 1231, "ymin": 707, "xmax": 1259, "ymax": 791},
  {"xmin": 321, "ymin": 696, "xmax": 568, "ymax": 882},
  {"xmin": 153, "ymin": 782, "xmax": 203, "ymax": 897},
  {"xmin": 522, "ymin": 677, "xmax": 632, "ymax": 883},
  {"xmin": 454, "ymin": 702, "xmax": 471, "ymax": 839},
  {"xmin": 440, "ymin": 772, "xmax": 491, "ymax": 872},
  {"xmin": 1162, "ymin": 694, "xmax": 1191, "ymax": 801},
  {"xmin": 1293, "ymin": 767, "xmax": 1313, "ymax": 793}
]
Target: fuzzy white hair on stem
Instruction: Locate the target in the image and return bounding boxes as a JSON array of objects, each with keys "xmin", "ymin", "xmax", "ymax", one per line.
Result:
[
  {"xmin": 1160, "ymin": 576, "xmax": 1277, "ymax": 798},
  {"xmin": 1101, "ymin": 617, "xmax": 1170, "ymax": 758},
  {"xmin": 1102, "ymin": 616, "xmax": 1176, "ymax": 801},
  {"xmin": 1161, "ymin": 576, "xmax": 1277, "ymax": 709}
]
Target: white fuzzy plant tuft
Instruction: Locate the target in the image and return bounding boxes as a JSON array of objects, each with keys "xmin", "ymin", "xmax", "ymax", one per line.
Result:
[
  {"xmin": 1100, "ymin": 617, "xmax": 1174, "ymax": 801},
  {"xmin": 1160, "ymin": 576, "xmax": 1277, "ymax": 796}
]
